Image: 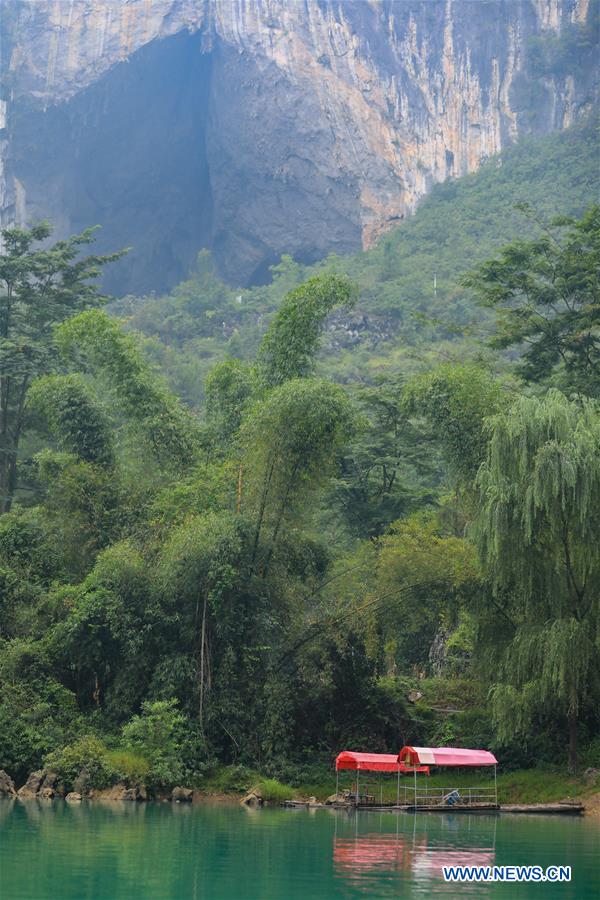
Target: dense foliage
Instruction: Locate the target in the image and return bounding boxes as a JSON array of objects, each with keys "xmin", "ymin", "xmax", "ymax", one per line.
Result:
[{"xmin": 0, "ymin": 122, "xmax": 598, "ymax": 793}]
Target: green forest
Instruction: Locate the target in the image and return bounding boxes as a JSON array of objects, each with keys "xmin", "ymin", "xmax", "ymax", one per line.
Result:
[{"xmin": 0, "ymin": 118, "xmax": 598, "ymax": 800}]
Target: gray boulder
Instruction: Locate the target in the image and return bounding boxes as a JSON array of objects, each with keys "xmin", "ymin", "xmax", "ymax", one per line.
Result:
[
  {"xmin": 241, "ymin": 788, "xmax": 263, "ymax": 807},
  {"xmin": 325, "ymin": 791, "xmax": 351, "ymax": 805},
  {"xmin": 18, "ymin": 770, "xmax": 45, "ymax": 799},
  {"xmin": 112, "ymin": 783, "xmax": 147, "ymax": 801},
  {"xmin": 73, "ymin": 770, "xmax": 92, "ymax": 796},
  {"xmin": 0, "ymin": 770, "xmax": 17, "ymax": 797},
  {"xmin": 17, "ymin": 769, "xmax": 64, "ymax": 800},
  {"xmin": 42, "ymin": 771, "xmax": 58, "ymax": 789}
]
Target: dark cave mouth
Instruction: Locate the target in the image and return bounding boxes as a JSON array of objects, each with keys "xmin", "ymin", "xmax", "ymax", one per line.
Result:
[
  {"xmin": 9, "ymin": 27, "xmax": 363, "ymax": 296},
  {"xmin": 11, "ymin": 30, "xmax": 215, "ymax": 296}
]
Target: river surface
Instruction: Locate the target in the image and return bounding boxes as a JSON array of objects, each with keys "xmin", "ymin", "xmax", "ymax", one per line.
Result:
[{"xmin": 0, "ymin": 799, "xmax": 597, "ymax": 898}]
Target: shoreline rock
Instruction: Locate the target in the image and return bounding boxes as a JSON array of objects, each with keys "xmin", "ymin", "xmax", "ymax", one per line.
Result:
[
  {"xmin": 17, "ymin": 770, "xmax": 61, "ymax": 801},
  {"xmin": 241, "ymin": 787, "xmax": 263, "ymax": 807},
  {"xmin": 89, "ymin": 783, "xmax": 148, "ymax": 801},
  {"xmin": 0, "ymin": 770, "xmax": 17, "ymax": 798}
]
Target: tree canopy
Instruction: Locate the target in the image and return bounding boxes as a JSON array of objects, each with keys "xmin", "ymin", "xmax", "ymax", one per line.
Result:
[
  {"xmin": 0, "ymin": 222, "xmax": 124, "ymax": 511},
  {"xmin": 1, "ymin": 168, "xmax": 599, "ymax": 791},
  {"xmin": 464, "ymin": 205, "xmax": 600, "ymax": 396}
]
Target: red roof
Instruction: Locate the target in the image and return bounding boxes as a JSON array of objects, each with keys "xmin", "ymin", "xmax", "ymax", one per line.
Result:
[
  {"xmin": 399, "ymin": 746, "xmax": 498, "ymax": 767},
  {"xmin": 335, "ymin": 751, "xmax": 429, "ymax": 774},
  {"xmin": 336, "ymin": 752, "xmax": 401, "ymax": 772}
]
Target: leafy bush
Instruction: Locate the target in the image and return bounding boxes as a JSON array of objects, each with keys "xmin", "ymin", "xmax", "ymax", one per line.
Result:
[
  {"xmin": 0, "ymin": 663, "xmax": 82, "ymax": 785},
  {"xmin": 104, "ymin": 749, "xmax": 150, "ymax": 783},
  {"xmin": 44, "ymin": 735, "xmax": 116, "ymax": 791},
  {"xmin": 254, "ymin": 778, "xmax": 294, "ymax": 803},
  {"xmin": 579, "ymin": 735, "xmax": 600, "ymax": 769},
  {"xmin": 206, "ymin": 764, "xmax": 257, "ymax": 793},
  {"xmin": 121, "ymin": 698, "xmax": 186, "ymax": 790}
]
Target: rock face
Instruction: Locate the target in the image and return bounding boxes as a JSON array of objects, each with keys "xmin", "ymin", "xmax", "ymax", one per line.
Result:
[
  {"xmin": 0, "ymin": 0, "xmax": 597, "ymax": 292},
  {"xmin": 0, "ymin": 770, "xmax": 17, "ymax": 797},
  {"xmin": 17, "ymin": 770, "xmax": 60, "ymax": 800},
  {"xmin": 98, "ymin": 783, "xmax": 148, "ymax": 801},
  {"xmin": 240, "ymin": 787, "xmax": 263, "ymax": 806}
]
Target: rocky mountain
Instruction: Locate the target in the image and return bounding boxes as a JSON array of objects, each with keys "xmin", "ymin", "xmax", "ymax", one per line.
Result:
[{"xmin": 0, "ymin": 0, "xmax": 597, "ymax": 292}]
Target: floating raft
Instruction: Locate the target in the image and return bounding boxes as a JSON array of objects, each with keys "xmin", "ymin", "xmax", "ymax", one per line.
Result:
[
  {"xmin": 404, "ymin": 804, "xmax": 499, "ymax": 813},
  {"xmin": 500, "ymin": 803, "xmax": 584, "ymax": 816},
  {"xmin": 361, "ymin": 804, "xmax": 499, "ymax": 813},
  {"xmin": 283, "ymin": 800, "xmax": 324, "ymax": 809},
  {"xmin": 351, "ymin": 802, "xmax": 583, "ymax": 815}
]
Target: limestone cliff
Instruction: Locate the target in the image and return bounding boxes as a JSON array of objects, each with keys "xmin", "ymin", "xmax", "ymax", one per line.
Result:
[{"xmin": 0, "ymin": 0, "xmax": 597, "ymax": 291}]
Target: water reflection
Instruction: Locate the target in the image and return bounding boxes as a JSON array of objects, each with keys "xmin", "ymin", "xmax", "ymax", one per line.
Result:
[
  {"xmin": 333, "ymin": 811, "xmax": 497, "ymax": 895},
  {"xmin": 1, "ymin": 799, "xmax": 595, "ymax": 899}
]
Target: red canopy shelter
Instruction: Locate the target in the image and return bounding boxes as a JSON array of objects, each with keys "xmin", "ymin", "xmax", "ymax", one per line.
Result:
[
  {"xmin": 334, "ymin": 751, "xmax": 430, "ymax": 805},
  {"xmin": 336, "ymin": 751, "xmax": 429, "ymax": 773},
  {"xmin": 398, "ymin": 746, "xmax": 497, "ymax": 767},
  {"xmin": 398, "ymin": 746, "xmax": 499, "ymax": 809}
]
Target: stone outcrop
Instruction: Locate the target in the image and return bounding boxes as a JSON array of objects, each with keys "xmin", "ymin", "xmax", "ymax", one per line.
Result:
[
  {"xmin": 240, "ymin": 787, "xmax": 263, "ymax": 806},
  {"xmin": 91, "ymin": 782, "xmax": 148, "ymax": 801},
  {"xmin": 0, "ymin": 1, "xmax": 597, "ymax": 292},
  {"xmin": 325, "ymin": 791, "xmax": 351, "ymax": 805},
  {"xmin": 171, "ymin": 786, "xmax": 193, "ymax": 802},
  {"xmin": 0, "ymin": 770, "xmax": 17, "ymax": 797},
  {"xmin": 17, "ymin": 770, "xmax": 61, "ymax": 800},
  {"xmin": 73, "ymin": 771, "xmax": 92, "ymax": 797}
]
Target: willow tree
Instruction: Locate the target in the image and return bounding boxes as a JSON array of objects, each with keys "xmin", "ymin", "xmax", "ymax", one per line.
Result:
[{"xmin": 475, "ymin": 390, "xmax": 600, "ymax": 770}]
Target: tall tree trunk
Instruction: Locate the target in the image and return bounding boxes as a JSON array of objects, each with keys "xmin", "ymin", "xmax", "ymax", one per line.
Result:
[
  {"xmin": 199, "ymin": 594, "xmax": 208, "ymax": 734},
  {"xmin": 250, "ymin": 457, "xmax": 275, "ymax": 570},
  {"xmin": 262, "ymin": 459, "xmax": 300, "ymax": 579},
  {"xmin": 236, "ymin": 464, "xmax": 243, "ymax": 514},
  {"xmin": 0, "ymin": 445, "xmax": 17, "ymax": 514},
  {"xmin": 0, "ymin": 376, "xmax": 28, "ymax": 513},
  {"xmin": 568, "ymin": 713, "xmax": 578, "ymax": 773}
]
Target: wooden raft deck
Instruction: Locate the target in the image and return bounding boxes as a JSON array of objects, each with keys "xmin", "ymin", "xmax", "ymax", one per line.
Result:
[
  {"xmin": 350, "ymin": 802, "xmax": 583, "ymax": 815},
  {"xmin": 500, "ymin": 803, "xmax": 584, "ymax": 816}
]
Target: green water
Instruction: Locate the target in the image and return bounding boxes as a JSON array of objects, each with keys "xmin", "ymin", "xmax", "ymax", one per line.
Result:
[{"xmin": 0, "ymin": 800, "xmax": 597, "ymax": 899}]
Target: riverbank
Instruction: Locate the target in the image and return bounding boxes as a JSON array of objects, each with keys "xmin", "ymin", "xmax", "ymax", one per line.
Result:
[
  {"xmin": 3, "ymin": 765, "xmax": 599, "ymax": 816},
  {"xmin": 199, "ymin": 765, "xmax": 600, "ymax": 817}
]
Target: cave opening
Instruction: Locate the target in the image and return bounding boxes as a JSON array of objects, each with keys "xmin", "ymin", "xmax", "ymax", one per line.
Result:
[{"xmin": 10, "ymin": 30, "xmax": 214, "ymax": 296}]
